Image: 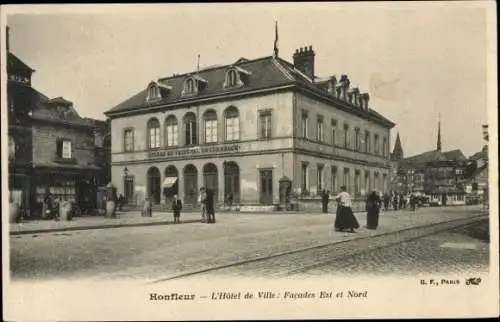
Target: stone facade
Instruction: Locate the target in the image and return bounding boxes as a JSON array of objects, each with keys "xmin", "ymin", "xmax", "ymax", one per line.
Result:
[
  {"xmin": 7, "ymin": 27, "xmax": 111, "ymax": 218},
  {"xmin": 106, "ymin": 47, "xmax": 395, "ymax": 208}
]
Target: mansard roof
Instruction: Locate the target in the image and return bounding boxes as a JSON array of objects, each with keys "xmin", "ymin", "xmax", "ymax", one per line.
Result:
[{"xmin": 105, "ymin": 55, "xmax": 395, "ymax": 128}]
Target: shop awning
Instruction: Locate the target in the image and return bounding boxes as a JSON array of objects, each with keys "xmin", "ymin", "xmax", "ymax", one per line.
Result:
[{"xmin": 163, "ymin": 177, "xmax": 178, "ymax": 188}]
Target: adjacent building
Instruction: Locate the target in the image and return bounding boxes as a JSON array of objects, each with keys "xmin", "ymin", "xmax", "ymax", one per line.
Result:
[
  {"xmin": 390, "ymin": 120, "xmax": 469, "ymax": 204},
  {"xmin": 105, "ymin": 45, "xmax": 396, "ymax": 208},
  {"xmin": 7, "ymin": 27, "xmax": 111, "ymax": 218}
]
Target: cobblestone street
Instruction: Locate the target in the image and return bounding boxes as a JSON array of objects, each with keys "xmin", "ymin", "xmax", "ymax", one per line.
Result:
[
  {"xmin": 9, "ymin": 206, "xmax": 488, "ymax": 282},
  {"xmin": 303, "ymin": 219, "xmax": 489, "ymax": 276}
]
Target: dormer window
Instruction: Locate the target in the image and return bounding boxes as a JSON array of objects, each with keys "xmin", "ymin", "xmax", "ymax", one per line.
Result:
[
  {"xmin": 146, "ymin": 83, "xmax": 161, "ymax": 101},
  {"xmin": 185, "ymin": 78, "xmax": 195, "ymax": 93},
  {"xmin": 182, "ymin": 75, "xmax": 207, "ymax": 96},
  {"xmin": 223, "ymin": 66, "xmax": 251, "ymax": 89},
  {"xmin": 227, "ymin": 70, "xmax": 238, "ymax": 87}
]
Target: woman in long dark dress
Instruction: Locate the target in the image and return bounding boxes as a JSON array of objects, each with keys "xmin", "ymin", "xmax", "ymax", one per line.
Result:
[
  {"xmin": 332, "ymin": 186, "xmax": 360, "ymax": 233},
  {"xmin": 366, "ymin": 190, "xmax": 381, "ymax": 229}
]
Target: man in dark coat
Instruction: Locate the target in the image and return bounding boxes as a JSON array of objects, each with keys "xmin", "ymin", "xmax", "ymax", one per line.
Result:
[
  {"xmin": 321, "ymin": 190, "xmax": 329, "ymax": 213},
  {"xmin": 392, "ymin": 194, "xmax": 398, "ymax": 211},
  {"xmin": 206, "ymin": 189, "xmax": 216, "ymax": 224},
  {"xmin": 383, "ymin": 193, "xmax": 391, "ymax": 211},
  {"xmin": 172, "ymin": 194, "xmax": 182, "ymax": 224}
]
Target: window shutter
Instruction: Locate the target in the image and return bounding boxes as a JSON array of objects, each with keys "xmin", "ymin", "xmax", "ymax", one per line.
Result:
[{"xmin": 56, "ymin": 138, "xmax": 62, "ymax": 157}]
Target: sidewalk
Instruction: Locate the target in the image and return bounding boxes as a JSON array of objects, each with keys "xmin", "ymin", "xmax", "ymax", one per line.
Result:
[
  {"xmin": 9, "ymin": 204, "xmax": 485, "ymax": 236},
  {"xmin": 9, "ymin": 211, "xmax": 203, "ymax": 235}
]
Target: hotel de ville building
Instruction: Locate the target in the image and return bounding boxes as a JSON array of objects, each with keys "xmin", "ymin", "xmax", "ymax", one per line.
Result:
[{"xmin": 105, "ymin": 41, "xmax": 396, "ymax": 208}]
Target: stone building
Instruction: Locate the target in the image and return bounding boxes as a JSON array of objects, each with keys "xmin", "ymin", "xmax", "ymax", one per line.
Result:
[
  {"xmin": 105, "ymin": 45, "xmax": 395, "ymax": 208},
  {"xmin": 390, "ymin": 119, "xmax": 469, "ymax": 204},
  {"xmin": 6, "ymin": 27, "xmax": 110, "ymax": 218}
]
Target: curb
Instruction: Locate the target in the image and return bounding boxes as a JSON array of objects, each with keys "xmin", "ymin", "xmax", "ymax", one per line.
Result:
[{"xmin": 10, "ymin": 219, "xmax": 202, "ymax": 236}]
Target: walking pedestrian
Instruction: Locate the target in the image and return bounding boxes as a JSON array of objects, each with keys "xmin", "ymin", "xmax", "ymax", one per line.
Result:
[
  {"xmin": 383, "ymin": 193, "xmax": 390, "ymax": 211},
  {"xmin": 226, "ymin": 191, "xmax": 234, "ymax": 210},
  {"xmin": 172, "ymin": 194, "xmax": 182, "ymax": 223},
  {"xmin": 206, "ymin": 189, "xmax": 216, "ymax": 224},
  {"xmin": 198, "ymin": 187, "xmax": 207, "ymax": 222},
  {"xmin": 332, "ymin": 186, "xmax": 360, "ymax": 233},
  {"xmin": 392, "ymin": 194, "xmax": 398, "ymax": 211},
  {"xmin": 366, "ymin": 191, "xmax": 381, "ymax": 229},
  {"xmin": 321, "ymin": 190, "xmax": 329, "ymax": 213},
  {"xmin": 410, "ymin": 194, "xmax": 417, "ymax": 211}
]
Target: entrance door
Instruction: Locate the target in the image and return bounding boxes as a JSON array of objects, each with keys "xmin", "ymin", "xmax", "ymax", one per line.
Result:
[
  {"xmin": 203, "ymin": 163, "xmax": 218, "ymax": 203},
  {"xmin": 147, "ymin": 167, "xmax": 161, "ymax": 204},
  {"xmin": 183, "ymin": 164, "xmax": 198, "ymax": 206},
  {"xmin": 259, "ymin": 169, "xmax": 273, "ymax": 205}
]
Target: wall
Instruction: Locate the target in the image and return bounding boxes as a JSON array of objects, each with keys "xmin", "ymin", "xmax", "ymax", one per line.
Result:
[
  {"xmin": 111, "ymin": 151, "xmax": 294, "ymax": 205},
  {"xmin": 32, "ymin": 121, "xmax": 96, "ymax": 167},
  {"xmin": 294, "ymin": 92, "xmax": 391, "ymax": 162},
  {"xmin": 293, "ymin": 153, "xmax": 390, "ymax": 197},
  {"xmin": 110, "ymin": 92, "xmax": 294, "ymax": 155}
]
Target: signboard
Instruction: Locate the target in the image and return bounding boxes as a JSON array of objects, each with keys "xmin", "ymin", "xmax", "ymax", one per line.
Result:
[{"xmin": 149, "ymin": 144, "xmax": 240, "ymax": 158}]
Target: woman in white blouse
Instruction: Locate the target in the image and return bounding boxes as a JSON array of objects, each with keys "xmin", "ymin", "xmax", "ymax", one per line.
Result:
[{"xmin": 332, "ymin": 186, "xmax": 360, "ymax": 233}]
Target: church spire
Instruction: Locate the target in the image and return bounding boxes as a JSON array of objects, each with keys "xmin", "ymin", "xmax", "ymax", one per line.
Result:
[
  {"xmin": 391, "ymin": 131, "xmax": 404, "ymax": 161},
  {"xmin": 437, "ymin": 114, "xmax": 442, "ymax": 152}
]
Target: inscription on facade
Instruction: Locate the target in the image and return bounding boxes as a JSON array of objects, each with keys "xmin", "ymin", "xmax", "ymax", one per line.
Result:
[{"xmin": 149, "ymin": 144, "xmax": 240, "ymax": 158}]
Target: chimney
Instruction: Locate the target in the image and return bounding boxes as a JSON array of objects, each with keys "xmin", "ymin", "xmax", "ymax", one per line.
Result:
[
  {"xmin": 293, "ymin": 45, "xmax": 315, "ymax": 81},
  {"xmin": 338, "ymin": 75, "xmax": 350, "ymax": 100},
  {"xmin": 360, "ymin": 93, "xmax": 370, "ymax": 110},
  {"xmin": 353, "ymin": 88, "xmax": 360, "ymax": 106},
  {"xmin": 347, "ymin": 90, "xmax": 354, "ymax": 104},
  {"xmin": 327, "ymin": 75, "xmax": 337, "ymax": 96},
  {"xmin": 6, "ymin": 26, "xmax": 10, "ymax": 52}
]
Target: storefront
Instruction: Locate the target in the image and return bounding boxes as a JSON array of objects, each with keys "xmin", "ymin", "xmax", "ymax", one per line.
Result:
[{"xmin": 31, "ymin": 164, "xmax": 102, "ymax": 217}]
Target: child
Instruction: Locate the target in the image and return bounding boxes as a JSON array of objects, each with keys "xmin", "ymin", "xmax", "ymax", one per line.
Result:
[{"xmin": 172, "ymin": 194, "xmax": 183, "ymax": 224}]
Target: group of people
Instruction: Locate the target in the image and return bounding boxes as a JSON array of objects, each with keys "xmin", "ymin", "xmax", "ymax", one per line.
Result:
[
  {"xmin": 382, "ymin": 192, "xmax": 419, "ymax": 212},
  {"xmin": 169, "ymin": 187, "xmax": 217, "ymax": 224},
  {"xmin": 327, "ymin": 187, "xmax": 386, "ymax": 233}
]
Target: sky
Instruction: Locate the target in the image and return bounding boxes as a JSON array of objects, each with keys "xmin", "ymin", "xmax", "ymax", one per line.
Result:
[{"xmin": 4, "ymin": 3, "xmax": 493, "ymax": 157}]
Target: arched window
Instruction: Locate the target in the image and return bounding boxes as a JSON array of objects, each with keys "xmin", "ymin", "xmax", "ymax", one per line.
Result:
[
  {"xmin": 224, "ymin": 106, "xmax": 240, "ymax": 141},
  {"xmin": 149, "ymin": 85, "xmax": 159, "ymax": 99},
  {"xmin": 203, "ymin": 110, "xmax": 218, "ymax": 143},
  {"xmin": 226, "ymin": 70, "xmax": 238, "ymax": 87},
  {"xmin": 185, "ymin": 78, "xmax": 195, "ymax": 94},
  {"xmin": 147, "ymin": 118, "xmax": 161, "ymax": 149},
  {"xmin": 184, "ymin": 112, "xmax": 198, "ymax": 146},
  {"xmin": 165, "ymin": 115, "xmax": 178, "ymax": 147}
]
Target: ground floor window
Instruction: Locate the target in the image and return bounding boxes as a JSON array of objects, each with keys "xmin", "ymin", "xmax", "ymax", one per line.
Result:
[
  {"xmin": 224, "ymin": 161, "xmax": 240, "ymax": 204},
  {"xmin": 331, "ymin": 166, "xmax": 338, "ymax": 193},
  {"xmin": 259, "ymin": 169, "xmax": 273, "ymax": 205},
  {"xmin": 317, "ymin": 165, "xmax": 324, "ymax": 193},
  {"xmin": 36, "ymin": 179, "xmax": 76, "ymax": 203},
  {"xmin": 354, "ymin": 170, "xmax": 361, "ymax": 195},
  {"xmin": 301, "ymin": 162, "xmax": 309, "ymax": 195}
]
